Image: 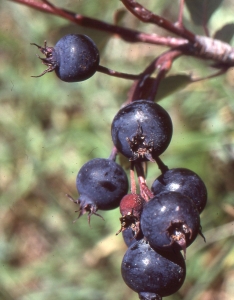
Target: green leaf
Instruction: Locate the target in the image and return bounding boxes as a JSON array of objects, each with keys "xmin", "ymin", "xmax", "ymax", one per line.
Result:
[
  {"xmin": 155, "ymin": 74, "xmax": 192, "ymax": 102},
  {"xmin": 213, "ymin": 23, "xmax": 234, "ymax": 44},
  {"xmin": 113, "ymin": 8, "xmax": 128, "ymax": 26},
  {"xmin": 185, "ymin": 0, "xmax": 224, "ymax": 25}
]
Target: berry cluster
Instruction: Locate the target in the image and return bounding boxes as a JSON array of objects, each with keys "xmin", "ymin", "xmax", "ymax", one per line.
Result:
[
  {"xmin": 32, "ymin": 33, "xmax": 207, "ymax": 300},
  {"xmin": 113, "ymin": 101, "xmax": 207, "ymax": 300}
]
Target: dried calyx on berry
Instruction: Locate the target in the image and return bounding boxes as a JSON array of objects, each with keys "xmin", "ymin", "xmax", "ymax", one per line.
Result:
[
  {"xmin": 31, "ymin": 41, "xmax": 57, "ymax": 76},
  {"xmin": 126, "ymin": 122, "xmax": 155, "ymax": 162},
  {"xmin": 165, "ymin": 220, "xmax": 192, "ymax": 259}
]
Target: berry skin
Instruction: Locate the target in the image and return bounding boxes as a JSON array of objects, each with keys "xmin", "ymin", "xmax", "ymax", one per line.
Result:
[
  {"xmin": 151, "ymin": 168, "xmax": 207, "ymax": 213},
  {"xmin": 121, "ymin": 239, "xmax": 186, "ymax": 299},
  {"xmin": 141, "ymin": 191, "xmax": 201, "ymax": 258},
  {"xmin": 122, "ymin": 227, "xmax": 144, "ymax": 247},
  {"xmin": 111, "ymin": 100, "xmax": 173, "ymax": 162},
  {"xmin": 68, "ymin": 158, "xmax": 128, "ymax": 222},
  {"xmin": 31, "ymin": 34, "xmax": 99, "ymax": 82},
  {"xmin": 116, "ymin": 193, "xmax": 144, "ymax": 237}
]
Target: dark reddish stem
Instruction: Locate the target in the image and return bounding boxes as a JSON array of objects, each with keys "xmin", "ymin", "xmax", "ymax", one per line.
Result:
[
  {"xmin": 154, "ymin": 157, "xmax": 169, "ymax": 174},
  {"xmin": 134, "ymin": 162, "xmax": 153, "ymax": 201},
  {"xmin": 130, "ymin": 162, "xmax": 137, "ymax": 194},
  {"xmin": 126, "ymin": 47, "xmax": 184, "ymax": 103},
  {"xmin": 127, "ymin": 58, "xmax": 159, "ymax": 103},
  {"xmin": 177, "ymin": 0, "xmax": 185, "ymax": 28},
  {"xmin": 147, "ymin": 69, "xmax": 168, "ymax": 102},
  {"xmin": 97, "ymin": 65, "xmax": 141, "ymax": 80},
  {"xmin": 121, "ymin": 0, "xmax": 196, "ymax": 43},
  {"xmin": 147, "ymin": 49, "xmax": 183, "ymax": 101},
  {"xmin": 108, "ymin": 146, "xmax": 118, "ymax": 161}
]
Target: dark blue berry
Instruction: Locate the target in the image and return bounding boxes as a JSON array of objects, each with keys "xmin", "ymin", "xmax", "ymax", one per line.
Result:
[
  {"xmin": 111, "ymin": 100, "xmax": 173, "ymax": 162},
  {"xmin": 141, "ymin": 191, "xmax": 201, "ymax": 258},
  {"xmin": 121, "ymin": 239, "xmax": 186, "ymax": 299},
  {"xmin": 151, "ymin": 168, "xmax": 207, "ymax": 213},
  {"xmin": 31, "ymin": 34, "xmax": 99, "ymax": 82},
  {"xmin": 68, "ymin": 158, "xmax": 128, "ymax": 222},
  {"xmin": 122, "ymin": 227, "xmax": 144, "ymax": 247}
]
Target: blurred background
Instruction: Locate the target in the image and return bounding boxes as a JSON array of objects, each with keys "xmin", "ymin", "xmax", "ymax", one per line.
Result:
[{"xmin": 0, "ymin": 0, "xmax": 234, "ymax": 299}]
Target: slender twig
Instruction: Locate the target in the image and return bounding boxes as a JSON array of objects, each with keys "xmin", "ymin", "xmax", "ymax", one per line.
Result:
[
  {"xmin": 10, "ymin": 0, "xmax": 234, "ymax": 66},
  {"xmin": 108, "ymin": 146, "xmax": 118, "ymax": 161},
  {"xmin": 148, "ymin": 49, "xmax": 183, "ymax": 101},
  {"xmin": 130, "ymin": 162, "xmax": 137, "ymax": 194},
  {"xmin": 126, "ymin": 47, "xmax": 185, "ymax": 103},
  {"xmin": 9, "ymin": 0, "xmax": 188, "ymax": 47},
  {"xmin": 177, "ymin": 0, "xmax": 185, "ymax": 28},
  {"xmin": 191, "ymin": 68, "xmax": 228, "ymax": 82},
  {"xmin": 121, "ymin": 0, "xmax": 234, "ymax": 66},
  {"xmin": 134, "ymin": 162, "xmax": 154, "ymax": 201},
  {"xmin": 127, "ymin": 57, "xmax": 161, "ymax": 102},
  {"xmin": 121, "ymin": 0, "xmax": 196, "ymax": 43},
  {"xmin": 147, "ymin": 69, "xmax": 168, "ymax": 102},
  {"xmin": 97, "ymin": 65, "xmax": 141, "ymax": 80},
  {"xmin": 154, "ymin": 157, "xmax": 169, "ymax": 174}
]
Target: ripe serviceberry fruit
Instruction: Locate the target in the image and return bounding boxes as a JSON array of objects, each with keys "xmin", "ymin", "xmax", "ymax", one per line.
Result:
[
  {"xmin": 31, "ymin": 34, "xmax": 99, "ymax": 82},
  {"xmin": 151, "ymin": 168, "xmax": 207, "ymax": 213},
  {"xmin": 141, "ymin": 191, "xmax": 201, "ymax": 258},
  {"xmin": 67, "ymin": 158, "xmax": 128, "ymax": 222},
  {"xmin": 116, "ymin": 193, "xmax": 144, "ymax": 237},
  {"xmin": 122, "ymin": 227, "xmax": 144, "ymax": 247},
  {"xmin": 111, "ymin": 100, "xmax": 173, "ymax": 162},
  {"xmin": 121, "ymin": 239, "xmax": 186, "ymax": 299}
]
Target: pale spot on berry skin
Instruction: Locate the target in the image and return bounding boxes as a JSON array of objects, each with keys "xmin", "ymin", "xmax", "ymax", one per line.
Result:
[
  {"xmin": 168, "ymin": 182, "xmax": 180, "ymax": 191},
  {"xmin": 135, "ymin": 110, "xmax": 148, "ymax": 122},
  {"xmin": 161, "ymin": 206, "xmax": 166, "ymax": 212},
  {"xmin": 176, "ymin": 206, "xmax": 180, "ymax": 211},
  {"xmin": 142, "ymin": 258, "xmax": 150, "ymax": 266}
]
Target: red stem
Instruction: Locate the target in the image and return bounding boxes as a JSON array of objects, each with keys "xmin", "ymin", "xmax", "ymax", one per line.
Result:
[
  {"xmin": 130, "ymin": 162, "xmax": 137, "ymax": 194},
  {"xmin": 126, "ymin": 47, "xmax": 184, "ymax": 103},
  {"xmin": 97, "ymin": 65, "xmax": 141, "ymax": 80},
  {"xmin": 177, "ymin": 0, "xmax": 185, "ymax": 28},
  {"xmin": 121, "ymin": 0, "xmax": 196, "ymax": 43},
  {"xmin": 148, "ymin": 49, "xmax": 183, "ymax": 101},
  {"xmin": 108, "ymin": 146, "xmax": 118, "ymax": 161},
  {"xmin": 134, "ymin": 162, "xmax": 153, "ymax": 201}
]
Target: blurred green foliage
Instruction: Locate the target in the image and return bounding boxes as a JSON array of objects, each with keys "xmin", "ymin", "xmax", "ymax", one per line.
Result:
[{"xmin": 1, "ymin": 1, "xmax": 234, "ymax": 300}]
